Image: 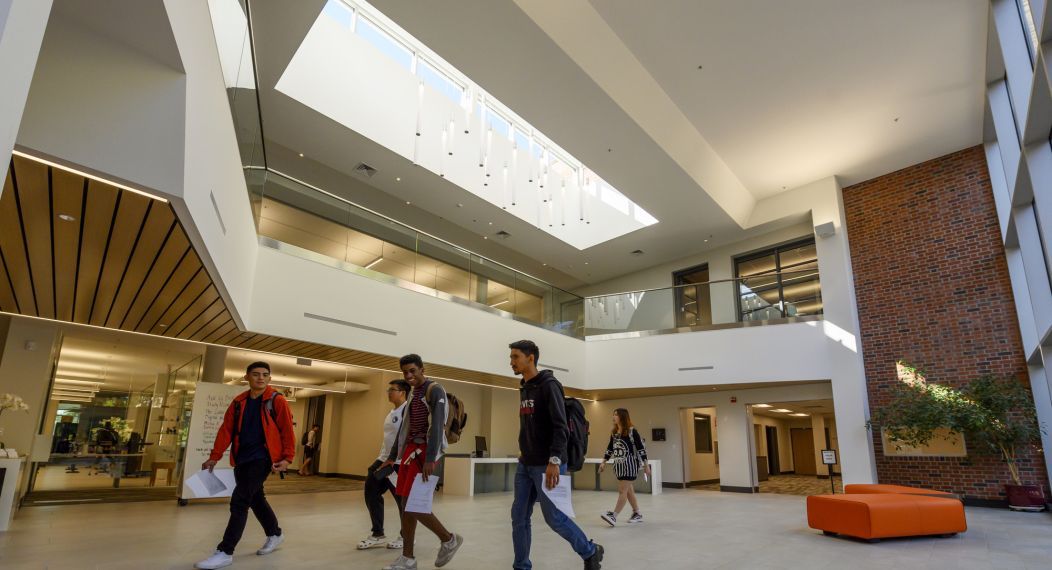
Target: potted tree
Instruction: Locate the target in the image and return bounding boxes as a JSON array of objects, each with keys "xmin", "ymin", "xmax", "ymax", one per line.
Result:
[{"xmin": 869, "ymin": 364, "xmax": 1047, "ymax": 511}]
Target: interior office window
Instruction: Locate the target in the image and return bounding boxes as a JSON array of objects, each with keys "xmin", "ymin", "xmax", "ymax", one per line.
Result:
[
  {"xmin": 357, "ymin": 17, "xmax": 413, "ymax": 71},
  {"xmin": 694, "ymin": 413, "xmax": 714, "ymax": 453},
  {"xmin": 736, "ymin": 237, "xmax": 822, "ymax": 321},
  {"xmin": 673, "ymin": 264, "xmax": 711, "ymax": 327},
  {"xmin": 418, "ymin": 59, "xmax": 465, "ymax": 104}
]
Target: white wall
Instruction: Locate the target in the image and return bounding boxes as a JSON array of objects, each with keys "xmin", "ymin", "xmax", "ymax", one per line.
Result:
[
  {"xmin": 0, "ymin": 0, "xmax": 51, "ymax": 186},
  {"xmin": 251, "ymin": 246, "xmax": 584, "ymax": 384}
]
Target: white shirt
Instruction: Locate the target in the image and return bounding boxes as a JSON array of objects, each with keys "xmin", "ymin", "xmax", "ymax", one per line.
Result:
[{"xmin": 377, "ymin": 402, "xmax": 407, "ymax": 461}]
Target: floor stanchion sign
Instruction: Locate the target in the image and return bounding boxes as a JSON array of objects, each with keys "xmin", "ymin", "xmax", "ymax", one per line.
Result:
[
  {"xmin": 179, "ymin": 382, "xmax": 246, "ymax": 505},
  {"xmin": 821, "ymin": 449, "xmax": 838, "ymax": 494}
]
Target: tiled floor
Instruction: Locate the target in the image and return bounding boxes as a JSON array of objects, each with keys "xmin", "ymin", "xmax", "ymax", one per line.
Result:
[
  {"xmin": 22, "ymin": 472, "xmax": 363, "ymax": 505},
  {"xmin": 693, "ymin": 474, "xmax": 845, "ymax": 495},
  {"xmin": 2, "ymin": 487, "xmax": 1050, "ymax": 569}
]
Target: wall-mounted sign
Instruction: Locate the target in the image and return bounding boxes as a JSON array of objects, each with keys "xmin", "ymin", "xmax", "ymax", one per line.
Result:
[
  {"xmin": 821, "ymin": 449, "xmax": 838, "ymax": 465},
  {"xmin": 652, "ymin": 428, "xmax": 666, "ymax": 442}
]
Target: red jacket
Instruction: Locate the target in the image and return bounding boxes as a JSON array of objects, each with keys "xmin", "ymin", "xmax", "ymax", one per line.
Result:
[{"xmin": 208, "ymin": 386, "xmax": 296, "ymax": 466}]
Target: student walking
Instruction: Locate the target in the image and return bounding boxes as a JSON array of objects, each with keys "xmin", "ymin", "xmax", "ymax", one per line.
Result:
[
  {"xmin": 195, "ymin": 362, "xmax": 295, "ymax": 570},
  {"xmin": 358, "ymin": 379, "xmax": 410, "ymax": 551},
  {"xmin": 298, "ymin": 424, "xmax": 320, "ymax": 476},
  {"xmin": 599, "ymin": 408, "xmax": 650, "ymax": 527},
  {"xmin": 509, "ymin": 340, "xmax": 603, "ymax": 570},
  {"xmin": 381, "ymin": 354, "xmax": 465, "ymax": 570}
]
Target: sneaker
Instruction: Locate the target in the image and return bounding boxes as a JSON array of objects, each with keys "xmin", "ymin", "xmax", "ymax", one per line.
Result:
[
  {"xmin": 600, "ymin": 511, "xmax": 617, "ymax": 527},
  {"xmin": 584, "ymin": 542, "xmax": 604, "ymax": 570},
  {"xmin": 257, "ymin": 533, "xmax": 283, "ymax": 555},
  {"xmin": 387, "ymin": 536, "xmax": 404, "ymax": 549},
  {"xmin": 627, "ymin": 512, "xmax": 643, "ymax": 524},
  {"xmin": 382, "ymin": 555, "xmax": 418, "ymax": 570},
  {"xmin": 435, "ymin": 533, "xmax": 464, "ymax": 567},
  {"xmin": 195, "ymin": 550, "xmax": 233, "ymax": 569},
  {"xmin": 358, "ymin": 535, "xmax": 388, "ymax": 550}
]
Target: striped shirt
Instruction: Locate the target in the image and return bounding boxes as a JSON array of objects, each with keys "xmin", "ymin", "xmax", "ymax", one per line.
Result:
[{"xmin": 408, "ymin": 383, "xmax": 429, "ymax": 441}]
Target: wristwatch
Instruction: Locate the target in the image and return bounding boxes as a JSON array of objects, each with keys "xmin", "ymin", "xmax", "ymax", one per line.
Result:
[{"xmin": 549, "ymin": 456, "xmax": 562, "ymax": 465}]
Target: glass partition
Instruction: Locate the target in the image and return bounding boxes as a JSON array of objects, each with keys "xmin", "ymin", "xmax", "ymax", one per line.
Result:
[
  {"xmin": 251, "ymin": 170, "xmax": 585, "ymax": 337},
  {"xmin": 584, "ymin": 269, "xmax": 823, "ymax": 337}
]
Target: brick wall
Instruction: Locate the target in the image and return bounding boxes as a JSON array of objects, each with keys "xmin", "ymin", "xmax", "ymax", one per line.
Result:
[{"xmin": 843, "ymin": 145, "xmax": 1049, "ymax": 502}]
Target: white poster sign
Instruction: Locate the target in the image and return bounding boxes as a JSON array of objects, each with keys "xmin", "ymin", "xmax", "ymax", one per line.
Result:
[{"xmin": 181, "ymin": 382, "xmax": 245, "ymax": 500}]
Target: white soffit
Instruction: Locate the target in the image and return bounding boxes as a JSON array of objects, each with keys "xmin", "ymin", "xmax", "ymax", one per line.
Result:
[{"xmin": 274, "ymin": 0, "xmax": 658, "ymax": 250}]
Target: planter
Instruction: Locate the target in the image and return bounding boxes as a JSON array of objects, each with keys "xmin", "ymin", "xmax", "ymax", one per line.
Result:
[{"xmin": 1005, "ymin": 484, "xmax": 1047, "ymax": 512}]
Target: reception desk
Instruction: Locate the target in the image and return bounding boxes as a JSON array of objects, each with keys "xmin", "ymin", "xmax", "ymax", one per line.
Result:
[
  {"xmin": 0, "ymin": 456, "xmax": 26, "ymax": 532},
  {"xmin": 443, "ymin": 457, "xmax": 662, "ymax": 497}
]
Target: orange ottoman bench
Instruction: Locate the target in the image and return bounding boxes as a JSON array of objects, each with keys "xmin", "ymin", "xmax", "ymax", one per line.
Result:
[
  {"xmin": 845, "ymin": 484, "xmax": 959, "ymax": 500},
  {"xmin": 807, "ymin": 494, "xmax": 967, "ymax": 542}
]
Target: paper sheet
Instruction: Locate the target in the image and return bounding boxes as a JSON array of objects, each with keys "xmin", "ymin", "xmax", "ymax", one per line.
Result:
[
  {"xmin": 541, "ymin": 476, "xmax": 575, "ymax": 518},
  {"xmin": 185, "ymin": 469, "xmax": 235, "ymax": 498},
  {"xmin": 405, "ymin": 474, "xmax": 439, "ymax": 514}
]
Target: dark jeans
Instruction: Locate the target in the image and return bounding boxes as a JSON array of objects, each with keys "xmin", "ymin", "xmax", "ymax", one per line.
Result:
[
  {"xmin": 365, "ymin": 459, "xmax": 403, "ymax": 536},
  {"xmin": 511, "ymin": 463, "xmax": 595, "ymax": 570},
  {"xmin": 217, "ymin": 459, "xmax": 281, "ymax": 555}
]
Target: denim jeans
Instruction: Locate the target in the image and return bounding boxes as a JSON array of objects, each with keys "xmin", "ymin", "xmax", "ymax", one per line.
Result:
[
  {"xmin": 217, "ymin": 459, "xmax": 281, "ymax": 554},
  {"xmin": 511, "ymin": 463, "xmax": 595, "ymax": 569}
]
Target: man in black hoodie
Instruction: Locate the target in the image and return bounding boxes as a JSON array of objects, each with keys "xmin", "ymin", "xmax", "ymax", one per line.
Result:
[{"xmin": 509, "ymin": 340, "xmax": 603, "ymax": 570}]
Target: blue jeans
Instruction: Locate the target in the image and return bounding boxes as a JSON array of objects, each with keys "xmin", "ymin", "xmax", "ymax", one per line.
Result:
[{"xmin": 511, "ymin": 463, "xmax": 595, "ymax": 569}]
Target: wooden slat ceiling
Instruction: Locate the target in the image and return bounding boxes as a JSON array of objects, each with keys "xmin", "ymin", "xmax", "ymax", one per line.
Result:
[{"xmin": 0, "ymin": 156, "xmax": 530, "ymax": 392}]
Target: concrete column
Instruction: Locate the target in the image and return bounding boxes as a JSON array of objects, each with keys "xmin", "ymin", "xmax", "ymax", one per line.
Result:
[
  {"xmin": 0, "ymin": 315, "xmax": 60, "ymax": 501},
  {"xmin": 715, "ymin": 398, "xmax": 756, "ymax": 492},
  {"xmin": 201, "ymin": 345, "xmax": 228, "ymax": 383},
  {"xmin": 810, "ymin": 414, "xmax": 828, "ymax": 477},
  {"xmin": 0, "ymin": 0, "xmax": 52, "ymax": 187}
]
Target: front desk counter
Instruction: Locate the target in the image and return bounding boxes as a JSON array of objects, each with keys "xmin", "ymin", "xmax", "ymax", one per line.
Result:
[{"xmin": 443, "ymin": 457, "xmax": 661, "ymax": 497}]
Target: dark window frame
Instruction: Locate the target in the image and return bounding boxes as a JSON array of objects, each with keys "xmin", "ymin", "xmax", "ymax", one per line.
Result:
[{"xmin": 733, "ymin": 236, "xmax": 819, "ymax": 322}]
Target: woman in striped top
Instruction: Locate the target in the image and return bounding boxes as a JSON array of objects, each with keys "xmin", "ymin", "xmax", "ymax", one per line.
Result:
[{"xmin": 599, "ymin": 408, "xmax": 650, "ymax": 526}]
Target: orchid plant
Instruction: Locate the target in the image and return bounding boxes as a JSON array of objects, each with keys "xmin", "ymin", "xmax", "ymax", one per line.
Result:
[{"xmin": 0, "ymin": 393, "xmax": 31, "ymax": 449}]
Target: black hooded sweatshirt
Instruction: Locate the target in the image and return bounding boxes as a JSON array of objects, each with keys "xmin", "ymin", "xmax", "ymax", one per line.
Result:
[{"xmin": 518, "ymin": 369, "xmax": 568, "ymax": 466}]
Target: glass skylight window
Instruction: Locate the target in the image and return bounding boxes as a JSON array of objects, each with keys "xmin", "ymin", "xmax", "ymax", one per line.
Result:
[
  {"xmin": 356, "ymin": 17, "xmax": 412, "ymax": 71},
  {"xmin": 418, "ymin": 59, "xmax": 464, "ymax": 105},
  {"xmin": 280, "ymin": 0, "xmax": 659, "ymax": 249}
]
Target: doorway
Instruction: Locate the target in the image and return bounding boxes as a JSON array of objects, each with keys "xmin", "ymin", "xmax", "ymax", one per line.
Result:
[
  {"xmin": 680, "ymin": 407, "xmax": 720, "ymax": 489},
  {"xmin": 673, "ymin": 264, "xmax": 711, "ymax": 327},
  {"xmin": 790, "ymin": 428, "xmax": 816, "ymax": 475},
  {"xmin": 765, "ymin": 426, "xmax": 780, "ymax": 476}
]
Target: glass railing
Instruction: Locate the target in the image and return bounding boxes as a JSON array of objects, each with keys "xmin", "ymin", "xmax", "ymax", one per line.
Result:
[
  {"xmin": 246, "ymin": 168, "xmax": 585, "ymax": 337},
  {"xmin": 583, "ymin": 270, "xmax": 823, "ymax": 337}
]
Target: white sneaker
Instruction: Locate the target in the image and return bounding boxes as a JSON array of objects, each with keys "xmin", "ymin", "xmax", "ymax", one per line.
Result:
[
  {"xmin": 358, "ymin": 535, "xmax": 388, "ymax": 550},
  {"xmin": 387, "ymin": 536, "xmax": 404, "ymax": 549},
  {"xmin": 382, "ymin": 555, "xmax": 418, "ymax": 570},
  {"xmin": 195, "ymin": 550, "xmax": 233, "ymax": 569},
  {"xmin": 257, "ymin": 533, "xmax": 284, "ymax": 555},
  {"xmin": 627, "ymin": 512, "xmax": 644, "ymax": 524},
  {"xmin": 435, "ymin": 533, "xmax": 464, "ymax": 567},
  {"xmin": 600, "ymin": 511, "xmax": 617, "ymax": 527}
]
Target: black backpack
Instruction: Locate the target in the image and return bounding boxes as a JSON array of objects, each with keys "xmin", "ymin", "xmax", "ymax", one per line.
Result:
[
  {"xmin": 301, "ymin": 430, "xmax": 310, "ymax": 446},
  {"xmin": 564, "ymin": 396, "xmax": 589, "ymax": 472}
]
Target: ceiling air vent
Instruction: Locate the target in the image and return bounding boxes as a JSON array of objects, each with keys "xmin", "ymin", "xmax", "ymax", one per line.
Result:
[
  {"xmin": 495, "ymin": 230, "xmax": 511, "ymax": 239},
  {"xmin": 353, "ymin": 162, "xmax": 378, "ymax": 178},
  {"xmin": 630, "ymin": 249, "xmax": 645, "ymax": 256},
  {"xmin": 296, "ymin": 358, "xmax": 312, "ymax": 367}
]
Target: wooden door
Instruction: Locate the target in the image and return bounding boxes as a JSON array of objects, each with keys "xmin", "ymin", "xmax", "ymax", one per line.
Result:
[{"xmin": 791, "ymin": 428, "xmax": 816, "ymax": 475}]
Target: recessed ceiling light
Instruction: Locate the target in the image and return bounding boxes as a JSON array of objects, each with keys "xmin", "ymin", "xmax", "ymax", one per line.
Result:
[
  {"xmin": 396, "ymin": 177, "xmax": 401, "ymax": 182},
  {"xmin": 488, "ymin": 221, "xmax": 493, "ymax": 225},
  {"xmin": 405, "ymin": 201, "xmax": 411, "ymax": 205},
  {"xmin": 298, "ymin": 153, "xmax": 304, "ymax": 157},
  {"xmin": 893, "ymin": 117, "xmax": 900, "ymax": 122},
  {"xmin": 584, "ymin": 262, "xmax": 589, "ymax": 265},
  {"xmin": 753, "ymin": 404, "xmax": 771, "ymax": 408},
  {"xmin": 542, "ymin": 263, "xmax": 547, "ymax": 266},
  {"xmin": 457, "ymin": 203, "xmax": 463, "ymax": 208},
  {"xmin": 790, "ymin": 413, "xmax": 810, "ymax": 417},
  {"xmin": 158, "ymin": 324, "xmax": 168, "ymax": 328},
  {"xmin": 697, "ymin": 65, "xmax": 703, "ymax": 70},
  {"xmin": 58, "ymin": 214, "xmax": 76, "ymax": 222},
  {"xmin": 771, "ymin": 409, "xmax": 792, "ymax": 413},
  {"xmin": 483, "ymin": 236, "xmax": 488, "ymax": 239}
]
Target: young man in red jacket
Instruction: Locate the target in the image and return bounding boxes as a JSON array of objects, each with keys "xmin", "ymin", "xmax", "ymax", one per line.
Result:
[{"xmin": 195, "ymin": 362, "xmax": 296, "ymax": 570}]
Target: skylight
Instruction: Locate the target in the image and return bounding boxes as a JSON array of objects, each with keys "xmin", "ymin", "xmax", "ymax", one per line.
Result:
[{"xmin": 275, "ymin": 0, "xmax": 658, "ymax": 250}]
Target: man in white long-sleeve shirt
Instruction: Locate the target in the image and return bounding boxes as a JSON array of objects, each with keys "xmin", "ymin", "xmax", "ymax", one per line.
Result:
[{"xmin": 357, "ymin": 379, "xmax": 410, "ymax": 550}]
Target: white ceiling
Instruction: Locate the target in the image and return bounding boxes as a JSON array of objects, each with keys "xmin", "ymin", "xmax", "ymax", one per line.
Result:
[
  {"xmin": 244, "ymin": 0, "xmax": 986, "ymax": 287},
  {"xmin": 589, "ymin": 0, "xmax": 988, "ymax": 198},
  {"xmin": 752, "ymin": 398, "xmax": 835, "ymax": 418}
]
